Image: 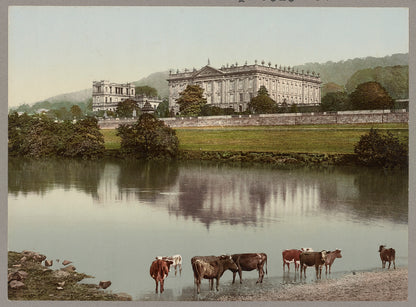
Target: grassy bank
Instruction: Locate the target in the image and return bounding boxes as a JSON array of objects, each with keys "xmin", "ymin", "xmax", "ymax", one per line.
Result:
[{"xmin": 102, "ymin": 123, "xmax": 408, "ymax": 154}]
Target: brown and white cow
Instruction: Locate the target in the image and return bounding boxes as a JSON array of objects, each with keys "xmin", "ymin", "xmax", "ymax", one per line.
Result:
[
  {"xmin": 378, "ymin": 245, "xmax": 396, "ymax": 269},
  {"xmin": 324, "ymin": 249, "xmax": 342, "ymax": 274},
  {"xmin": 149, "ymin": 259, "xmax": 173, "ymax": 293},
  {"xmin": 231, "ymin": 253, "xmax": 268, "ymax": 284},
  {"xmin": 282, "ymin": 248, "xmax": 314, "ymax": 272},
  {"xmin": 299, "ymin": 251, "xmax": 327, "ymax": 279},
  {"xmin": 156, "ymin": 254, "xmax": 182, "ymax": 275},
  {"xmin": 191, "ymin": 255, "xmax": 238, "ymax": 294}
]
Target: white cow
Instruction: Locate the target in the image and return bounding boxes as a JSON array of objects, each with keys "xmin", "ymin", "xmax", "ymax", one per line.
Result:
[{"xmin": 156, "ymin": 254, "xmax": 182, "ymax": 275}]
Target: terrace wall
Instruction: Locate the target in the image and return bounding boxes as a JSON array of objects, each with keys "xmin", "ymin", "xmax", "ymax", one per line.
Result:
[{"xmin": 98, "ymin": 109, "xmax": 408, "ymax": 129}]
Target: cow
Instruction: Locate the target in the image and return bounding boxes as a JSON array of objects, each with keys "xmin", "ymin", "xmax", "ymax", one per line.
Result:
[
  {"xmin": 149, "ymin": 259, "xmax": 173, "ymax": 293},
  {"xmin": 378, "ymin": 245, "xmax": 396, "ymax": 269},
  {"xmin": 299, "ymin": 251, "xmax": 327, "ymax": 279},
  {"xmin": 156, "ymin": 254, "xmax": 182, "ymax": 275},
  {"xmin": 282, "ymin": 248, "xmax": 314, "ymax": 272},
  {"xmin": 230, "ymin": 253, "xmax": 268, "ymax": 284},
  {"xmin": 191, "ymin": 255, "xmax": 238, "ymax": 294},
  {"xmin": 324, "ymin": 249, "xmax": 342, "ymax": 274}
]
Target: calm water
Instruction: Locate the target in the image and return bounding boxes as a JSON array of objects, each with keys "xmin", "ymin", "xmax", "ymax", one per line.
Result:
[{"xmin": 8, "ymin": 158, "xmax": 408, "ymax": 301}]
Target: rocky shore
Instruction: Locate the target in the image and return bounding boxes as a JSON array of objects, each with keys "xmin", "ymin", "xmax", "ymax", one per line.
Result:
[
  {"xmin": 8, "ymin": 250, "xmax": 132, "ymax": 301},
  {"xmin": 214, "ymin": 268, "xmax": 408, "ymax": 301}
]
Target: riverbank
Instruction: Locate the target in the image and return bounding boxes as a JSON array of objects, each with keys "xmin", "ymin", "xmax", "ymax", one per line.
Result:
[
  {"xmin": 8, "ymin": 251, "xmax": 132, "ymax": 301},
  {"xmin": 212, "ymin": 268, "xmax": 408, "ymax": 301}
]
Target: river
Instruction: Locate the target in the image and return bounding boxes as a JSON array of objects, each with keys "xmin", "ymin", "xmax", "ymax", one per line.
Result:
[{"xmin": 8, "ymin": 158, "xmax": 408, "ymax": 301}]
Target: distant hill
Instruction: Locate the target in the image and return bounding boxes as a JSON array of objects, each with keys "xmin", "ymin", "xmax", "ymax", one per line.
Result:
[
  {"xmin": 345, "ymin": 65, "xmax": 408, "ymax": 99},
  {"xmin": 11, "ymin": 53, "xmax": 408, "ymax": 111},
  {"xmin": 133, "ymin": 71, "xmax": 169, "ymax": 98},
  {"xmin": 294, "ymin": 53, "xmax": 408, "ymax": 86}
]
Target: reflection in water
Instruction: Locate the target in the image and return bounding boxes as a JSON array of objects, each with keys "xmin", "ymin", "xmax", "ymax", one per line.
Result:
[
  {"xmin": 8, "ymin": 158, "xmax": 105, "ymax": 199},
  {"xmin": 8, "ymin": 159, "xmax": 408, "ymax": 226}
]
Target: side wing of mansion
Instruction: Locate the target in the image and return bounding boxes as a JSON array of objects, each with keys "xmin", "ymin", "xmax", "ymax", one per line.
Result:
[{"xmin": 167, "ymin": 62, "xmax": 321, "ymax": 114}]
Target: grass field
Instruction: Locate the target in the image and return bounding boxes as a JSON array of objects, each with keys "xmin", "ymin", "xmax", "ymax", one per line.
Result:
[{"xmin": 101, "ymin": 123, "xmax": 408, "ymax": 154}]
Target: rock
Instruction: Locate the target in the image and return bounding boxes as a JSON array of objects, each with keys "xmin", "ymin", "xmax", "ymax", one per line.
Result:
[
  {"xmin": 8, "ymin": 271, "xmax": 28, "ymax": 282},
  {"xmin": 52, "ymin": 270, "xmax": 70, "ymax": 278},
  {"xmin": 99, "ymin": 281, "xmax": 112, "ymax": 289},
  {"xmin": 114, "ymin": 292, "xmax": 133, "ymax": 301},
  {"xmin": 57, "ymin": 281, "xmax": 65, "ymax": 287},
  {"xmin": 45, "ymin": 260, "xmax": 53, "ymax": 267},
  {"xmin": 21, "ymin": 251, "xmax": 46, "ymax": 263},
  {"xmin": 62, "ymin": 260, "xmax": 72, "ymax": 266},
  {"xmin": 61, "ymin": 265, "xmax": 76, "ymax": 272},
  {"xmin": 12, "ymin": 264, "xmax": 22, "ymax": 268},
  {"xmin": 17, "ymin": 271, "xmax": 28, "ymax": 279},
  {"xmin": 56, "ymin": 287, "xmax": 64, "ymax": 290},
  {"xmin": 9, "ymin": 280, "xmax": 25, "ymax": 290}
]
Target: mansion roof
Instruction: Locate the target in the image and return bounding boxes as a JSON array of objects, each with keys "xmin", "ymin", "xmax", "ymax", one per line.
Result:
[{"xmin": 167, "ymin": 63, "xmax": 321, "ymax": 84}]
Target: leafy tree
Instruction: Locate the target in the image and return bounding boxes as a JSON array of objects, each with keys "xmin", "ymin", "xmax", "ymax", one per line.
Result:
[
  {"xmin": 156, "ymin": 98, "xmax": 170, "ymax": 118},
  {"xmin": 320, "ymin": 92, "xmax": 351, "ymax": 111},
  {"xmin": 135, "ymin": 85, "xmax": 158, "ymax": 98},
  {"xmin": 116, "ymin": 99, "xmax": 140, "ymax": 118},
  {"xmin": 8, "ymin": 112, "xmax": 34, "ymax": 156},
  {"xmin": 248, "ymin": 86, "xmax": 278, "ymax": 114},
  {"xmin": 116, "ymin": 113, "xmax": 179, "ymax": 159},
  {"xmin": 70, "ymin": 105, "xmax": 83, "ymax": 119},
  {"xmin": 63, "ymin": 117, "xmax": 105, "ymax": 159},
  {"xmin": 354, "ymin": 128, "xmax": 408, "ymax": 168},
  {"xmin": 8, "ymin": 113, "xmax": 105, "ymax": 159},
  {"xmin": 176, "ymin": 85, "xmax": 207, "ymax": 116},
  {"xmin": 19, "ymin": 115, "xmax": 62, "ymax": 158},
  {"xmin": 349, "ymin": 81, "xmax": 394, "ymax": 110}
]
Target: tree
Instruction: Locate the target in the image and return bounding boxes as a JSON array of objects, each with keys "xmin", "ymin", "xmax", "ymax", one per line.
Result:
[
  {"xmin": 156, "ymin": 98, "xmax": 170, "ymax": 118},
  {"xmin": 248, "ymin": 86, "xmax": 278, "ymax": 114},
  {"xmin": 349, "ymin": 81, "xmax": 394, "ymax": 110},
  {"xmin": 320, "ymin": 92, "xmax": 351, "ymax": 112},
  {"xmin": 70, "ymin": 105, "xmax": 83, "ymax": 119},
  {"xmin": 354, "ymin": 128, "xmax": 407, "ymax": 168},
  {"xmin": 116, "ymin": 113, "xmax": 179, "ymax": 159},
  {"xmin": 116, "ymin": 99, "xmax": 140, "ymax": 118},
  {"xmin": 63, "ymin": 117, "xmax": 105, "ymax": 159},
  {"xmin": 176, "ymin": 85, "xmax": 207, "ymax": 116},
  {"xmin": 135, "ymin": 85, "xmax": 158, "ymax": 97}
]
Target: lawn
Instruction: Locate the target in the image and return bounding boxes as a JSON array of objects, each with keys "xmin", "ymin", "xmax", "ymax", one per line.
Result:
[{"xmin": 102, "ymin": 123, "xmax": 408, "ymax": 154}]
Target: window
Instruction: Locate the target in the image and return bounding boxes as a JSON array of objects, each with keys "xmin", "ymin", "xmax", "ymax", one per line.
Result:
[{"xmin": 240, "ymin": 93, "xmax": 244, "ymax": 102}]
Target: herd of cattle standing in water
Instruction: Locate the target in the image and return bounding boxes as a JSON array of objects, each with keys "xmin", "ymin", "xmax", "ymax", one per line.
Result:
[{"xmin": 149, "ymin": 245, "xmax": 396, "ymax": 294}]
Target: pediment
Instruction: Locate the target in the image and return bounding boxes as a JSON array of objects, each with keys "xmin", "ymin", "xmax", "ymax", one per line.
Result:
[{"xmin": 192, "ymin": 66, "xmax": 224, "ymax": 78}]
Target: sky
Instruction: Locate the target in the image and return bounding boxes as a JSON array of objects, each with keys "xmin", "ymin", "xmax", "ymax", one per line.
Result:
[{"xmin": 8, "ymin": 6, "xmax": 409, "ymax": 107}]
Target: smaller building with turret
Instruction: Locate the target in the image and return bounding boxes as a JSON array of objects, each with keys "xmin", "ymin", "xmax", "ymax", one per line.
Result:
[{"xmin": 92, "ymin": 81, "xmax": 136, "ymax": 112}]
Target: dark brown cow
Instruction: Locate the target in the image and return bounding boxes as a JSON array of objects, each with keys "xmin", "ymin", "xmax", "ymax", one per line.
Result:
[
  {"xmin": 149, "ymin": 259, "xmax": 173, "ymax": 293},
  {"xmin": 299, "ymin": 251, "xmax": 327, "ymax": 279},
  {"xmin": 379, "ymin": 245, "xmax": 396, "ymax": 269},
  {"xmin": 191, "ymin": 255, "xmax": 238, "ymax": 294},
  {"xmin": 282, "ymin": 248, "xmax": 313, "ymax": 272},
  {"xmin": 324, "ymin": 249, "xmax": 342, "ymax": 274},
  {"xmin": 231, "ymin": 253, "xmax": 268, "ymax": 284}
]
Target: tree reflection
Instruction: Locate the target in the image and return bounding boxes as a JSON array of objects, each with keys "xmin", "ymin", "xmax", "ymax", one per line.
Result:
[
  {"xmin": 116, "ymin": 159, "xmax": 179, "ymax": 202},
  {"xmin": 8, "ymin": 158, "xmax": 104, "ymax": 198}
]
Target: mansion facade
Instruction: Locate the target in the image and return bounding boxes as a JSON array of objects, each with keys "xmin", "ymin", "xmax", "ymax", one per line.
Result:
[
  {"xmin": 167, "ymin": 62, "xmax": 321, "ymax": 114},
  {"xmin": 92, "ymin": 80, "xmax": 161, "ymax": 113}
]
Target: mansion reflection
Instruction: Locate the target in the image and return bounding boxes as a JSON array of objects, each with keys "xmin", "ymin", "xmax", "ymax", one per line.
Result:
[{"xmin": 9, "ymin": 159, "xmax": 408, "ymax": 227}]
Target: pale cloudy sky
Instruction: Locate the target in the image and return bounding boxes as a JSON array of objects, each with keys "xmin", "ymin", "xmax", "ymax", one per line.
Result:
[{"xmin": 8, "ymin": 6, "xmax": 408, "ymax": 107}]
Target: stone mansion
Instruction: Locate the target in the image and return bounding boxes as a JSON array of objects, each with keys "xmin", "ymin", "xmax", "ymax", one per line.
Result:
[
  {"xmin": 167, "ymin": 61, "xmax": 321, "ymax": 114},
  {"xmin": 92, "ymin": 80, "xmax": 161, "ymax": 113}
]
